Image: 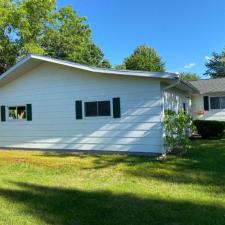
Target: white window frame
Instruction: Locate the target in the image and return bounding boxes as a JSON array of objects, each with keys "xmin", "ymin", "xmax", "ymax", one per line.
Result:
[
  {"xmin": 7, "ymin": 105, "xmax": 27, "ymax": 121},
  {"xmin": 209, "ymin": 96, "xmax": 225, "ymax": 110},
  {"xmin": 83, "ymin": 100, "xmax": 112, "ymax": 118}
]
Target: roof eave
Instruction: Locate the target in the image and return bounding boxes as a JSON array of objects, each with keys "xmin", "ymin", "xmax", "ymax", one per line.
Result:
[
  {"xmin": 0, "ymin": 54, "xmax": 178, "ymax": 79},
  {"xmin": 179, "ymin": 79, "xmax": 200, "ymax": 94}
]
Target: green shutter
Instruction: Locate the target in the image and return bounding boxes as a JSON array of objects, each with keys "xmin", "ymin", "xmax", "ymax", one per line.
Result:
[
  {"xmin": 203, "ymin": 96, "xmax": 209, "ymax": 110},
  {"xmin": 76, "ymin": 100, "xmax": 82, "ymax": 119},
  {"xmin": 27, "ymin": 104, "xmax": 32, "ymax": 121},
  {"xmin": 1, "ymin": 106, "xmax": 6, "ymax": 122},
  {"xmin": 113, "ymin": 98, "xmax": 121, "ymax": 118}
]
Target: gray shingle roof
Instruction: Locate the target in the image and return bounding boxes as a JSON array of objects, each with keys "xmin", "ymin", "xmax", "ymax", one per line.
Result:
[{"xmin": 190, "ymin": 78, "xmax": 225, "ymax": 94}]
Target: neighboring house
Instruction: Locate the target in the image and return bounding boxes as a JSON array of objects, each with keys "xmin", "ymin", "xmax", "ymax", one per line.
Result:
[
  {"xmin": 191, "ymin": 78, "xmax": 225, "ymax": 121},
  {"xmin": 0, "ymin": 55, "xmax": 197, "ymax": 154}
]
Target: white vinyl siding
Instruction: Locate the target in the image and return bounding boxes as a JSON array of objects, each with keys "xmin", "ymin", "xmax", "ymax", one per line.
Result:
[
  {"xmin": 161, "ymin": 84, "xmax": 192, "ymax": 151},
  {"xmin": 192, "ymin": 94, "xmax": 225, "ymax": 121},
  {"xmin": 162, "ymin": 84, "xmax": 191, "ymax": 113},
  {"xmin": 0, "ymin": 63, "xmax": 163, "ymax": 153}
]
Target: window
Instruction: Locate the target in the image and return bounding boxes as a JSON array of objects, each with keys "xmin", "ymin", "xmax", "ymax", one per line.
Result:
[
  {"xmin": 220, "ymin": 97, "xmax": 225, "ymax": 109},
  {"xmin": 210, "ymin": 97, "xmax": 220, "ymax": 109},
  {"xmin": 85, "ymin": 101, "xmax": 111, "ymax": 117},
  {"xmin": 98, "ymin": 101, "xmax": 111, "ymax": 116},
  {"xmin": 85, "ymin": 102, "xmax": 97, "ymax": 117},
  {"xmin": 8, "ymin": 106, "xmax": 26, "ymax": 120},
  {"xmin": 210, "ymin": 97, "xmax": 225, "ymax": 110}
]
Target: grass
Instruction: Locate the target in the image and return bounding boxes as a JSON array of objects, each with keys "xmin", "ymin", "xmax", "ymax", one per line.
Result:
[{"xmin": 0, "ymin": 139, "xmax": 225, "ymax": 225}]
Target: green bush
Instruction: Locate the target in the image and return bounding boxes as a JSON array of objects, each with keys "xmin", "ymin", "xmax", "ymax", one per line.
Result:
[
  {"xmin": 194, "ymin": 120, "xmax": 225, "ymax": 138},
  {"xmin": 164, "ymin": 109, "xmax": 193, "ymax": 152}
]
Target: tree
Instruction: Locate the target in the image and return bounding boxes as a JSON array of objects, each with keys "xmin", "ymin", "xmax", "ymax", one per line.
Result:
[
  {"xmin": 0, "ymin": 0, "xmax": 18, "ymax": 73},
  {"xmin": 123, "ymin": 45, "xmax": 165, "ymax": 72},
  {"xmin": 40, "ymin": 5, "xmax": 109, "ymax": 67},
  {"xmin": 115, "ymin": 64, "xmax": 126, "ymax": 70},
  {"xmin": 42, "ymin": 6, "xmax": 90, "ymax": 62},
  {"xmin": 0, "ymin": 30, "xmax": 18, "ymax": 74},
  {"xmin": 0, "ymin": 1, "xmax": 110, "ymax": 74},
  {"xmin": 205, "ymin": 50, "xmax": 225, "ymax": 78},
  {"xmin": 79, "ymin": 42, "xmax": 106, "ymax": 67},
  {"xmin": 14, "ymin": 0, "xmax": 56, "ymax": 57},
  {"xmin": 179, "ymin": 72, "xmax": 200, "ymax": 81},
  {"xmin": 164, "ymin": 109, "xmax": 193, "ymax": 153},
  {"xmin": 100, "ymin": 59, "xmax": 111, "ymax": 68}
]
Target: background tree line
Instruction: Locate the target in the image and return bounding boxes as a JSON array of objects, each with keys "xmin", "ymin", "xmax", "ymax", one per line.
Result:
[{"xmin": 0, "ymin": 0, "xmax": 224, "ymax": 80}]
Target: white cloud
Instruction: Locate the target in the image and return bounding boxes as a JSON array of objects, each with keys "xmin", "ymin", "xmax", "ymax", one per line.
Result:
[
  {"xmin": 183, "ymin": 63, "xmax": 196, "ymax": 69},
  {"xmin": 205, "ymin": 56, "xmax": 211, "ymax": 61}
]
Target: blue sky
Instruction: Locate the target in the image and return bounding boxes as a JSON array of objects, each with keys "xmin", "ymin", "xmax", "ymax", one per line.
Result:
[{"xmin": 57, "ymin": 0, "xmax": 225, "ymax": 77}]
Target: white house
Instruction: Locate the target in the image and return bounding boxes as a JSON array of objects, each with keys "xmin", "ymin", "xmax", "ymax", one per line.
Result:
[
  {"xmin": 0, "ymin": 55, "xmax": 198, "ymax": 154},
  {"xmin": 191, "ymin": 78, "xmax": 225, "ymax": 121}
]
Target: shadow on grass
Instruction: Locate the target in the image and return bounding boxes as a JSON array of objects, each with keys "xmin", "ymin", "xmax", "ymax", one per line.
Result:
[
  {"xmin": 37, "ymin": 139, "xmax": 225, "ymax": 191},
  {"xmin": 0, "ymin": 181, "xmax": 224, "ymax": 225},
  {"xmin": 40, "ymin": 139, "xmax": 225, "ymax": 167},
  {"xmin": 38, "ymin": 151, "xmax": 152, "ymax": 170},
  {"xmin": 126, "ymin": 139, "xmax": 225, "ymax": 193},
  {"xmin": 39, "ymin": 139, "xmax": 225, "ymax": 171}
]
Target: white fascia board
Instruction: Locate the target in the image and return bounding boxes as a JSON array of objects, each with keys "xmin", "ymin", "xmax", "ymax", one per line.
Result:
[
  {"xmin": 30, "ymin": 54, "xmax": 178, "ymax": 78},
  {"xmin": 0, "ymin": 54, "xmax": 178, "ymax": 81}
]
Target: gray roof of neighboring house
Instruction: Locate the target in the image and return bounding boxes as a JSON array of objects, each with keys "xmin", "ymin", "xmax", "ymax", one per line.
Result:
[{"xmin": 190, "ymin": 78, "xmax": 225, "ymax": 94}]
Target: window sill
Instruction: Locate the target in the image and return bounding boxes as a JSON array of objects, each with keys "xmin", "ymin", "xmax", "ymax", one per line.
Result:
[
  {"xmin": 6, "ymin": 119, "xmax": 27, "ymax": 122},
  {"xmin": 83, "ymin": 116, "xmax": 112, "ymax": 119}
]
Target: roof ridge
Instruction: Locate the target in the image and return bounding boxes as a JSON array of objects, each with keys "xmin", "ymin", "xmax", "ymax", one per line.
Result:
[{"xmin": 28, "ymin": 54, "xmax": 177, "ymax": 76}]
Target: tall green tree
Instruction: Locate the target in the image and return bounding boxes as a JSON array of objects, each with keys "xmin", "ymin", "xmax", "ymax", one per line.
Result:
[
  {"xmin": 123, "ymin": 45, "xmax": 165, "ymax": 72},
  {"xmin": 0, "ymin": 0, "xmax": 18, "ymax": 73},
  {"xmin": 205, "ymin": 50, "xmax": 225, "ymax": 78},
  {"xmin": 14, "ymin": 0, "xmax": 56, "ymax": 57},
  {"xmin": 0, "ymin": 0, "xmax": 11, "ymax": 26},
  {"xmin": 42, "ymin": 6, "xmax": 90, "ymax": 62},
  {"xmin": 179, "ymin": 72, "xmax": 200, "ymax": 81},
  {"xmin": 0, "ymin": 30, "xmax": 18, "ymax": 74},
  {"xmin": 0, "ymin": 0, "xmax": 110, "ymax": 74}
]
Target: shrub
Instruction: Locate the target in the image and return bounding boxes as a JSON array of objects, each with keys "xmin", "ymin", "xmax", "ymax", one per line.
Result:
[
  {"xmin": 194, "ymin": 120, "xmax": 225, "ymax": 138},
  {"xmin": 164, "ymin": 109, "xmax": 193, "ymax": 153}
]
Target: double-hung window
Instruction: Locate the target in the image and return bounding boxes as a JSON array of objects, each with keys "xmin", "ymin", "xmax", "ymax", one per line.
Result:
[
  {"xmin": 8, "ymin": 106, "xmax": 26, "ymax": 120},
  {"xmin": 85, "ymin": 101, "xmax": 111, "ymax": 117},
  {"xmin": 210, "ymin": 97, "xmax": 225, "ymax": 109}
]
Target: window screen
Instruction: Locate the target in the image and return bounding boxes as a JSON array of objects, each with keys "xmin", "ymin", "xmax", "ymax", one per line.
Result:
[
  {"xmin": 98, "ymin": 101, "xmax": 111, "ymax": 116},
  {"xmin": 8, "ymin": 106, "xmax": 17, "ymax": 120},
  {"xmin": 85, "ymin": 101, "xmax": 111, "ymax": 117},
  {"xmin": 210, "ymin": 97, "xmax": 220, "ymax": 109},
  {"xmin": 85, "ymin": 102, "xmax": 97, "ymax": 117},
  {"xmin": 220, "ymin": 97, "xmax": 225, "ymax": 109}
]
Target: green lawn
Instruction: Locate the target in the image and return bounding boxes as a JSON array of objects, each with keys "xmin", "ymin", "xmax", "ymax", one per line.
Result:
[{"xmin": 0, "ymin": 140, "xmax": 225, "ymax": 225}]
